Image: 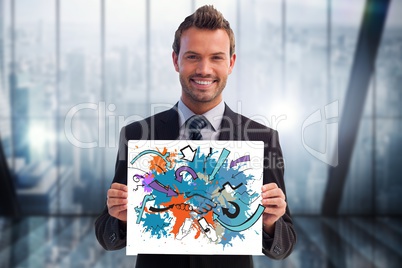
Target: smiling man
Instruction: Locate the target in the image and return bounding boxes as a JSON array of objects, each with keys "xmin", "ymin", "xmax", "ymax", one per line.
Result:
[
  {"xmin": 173, "ymin": 27, "xmax": 235, "ymax": 114},
  {"xmin": 95, "ymin": 5, "xmax": 296, "ymax": 268}
]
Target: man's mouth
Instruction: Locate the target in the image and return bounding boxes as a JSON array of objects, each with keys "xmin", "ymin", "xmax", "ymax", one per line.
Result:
[{"xmin": 193, "ymin": 80, "xmax": 213, "ymax": 85}]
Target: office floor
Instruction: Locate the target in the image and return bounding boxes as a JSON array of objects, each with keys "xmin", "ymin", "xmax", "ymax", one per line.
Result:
[{"xmin": 1, "ymin": 216, "xmax": 401, "ymax": 268}]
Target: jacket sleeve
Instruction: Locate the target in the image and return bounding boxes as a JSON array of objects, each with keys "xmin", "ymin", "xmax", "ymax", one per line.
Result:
[
  {"xmin": 94, "ymin": 206, "xmax": 127, "ymax": 250},
  {"xmin": 94, "ymin": 127, "xmax": 128, "ymax": 250},
  {"xmin": 261, "ymin": 129, "xmax": 297, "ymax": 259}
]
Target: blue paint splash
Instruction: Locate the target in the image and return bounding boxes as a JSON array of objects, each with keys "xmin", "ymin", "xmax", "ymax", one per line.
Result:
[
  {"xmin": 142, "ymin": 212, "xmax": 171, "ymax": 239},
  {"xmin": 135, "ymin": 146, "xmax": 261, "ymax": 248}
]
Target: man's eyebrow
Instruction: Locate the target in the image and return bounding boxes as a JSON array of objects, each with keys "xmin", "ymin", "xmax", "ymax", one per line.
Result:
[
  {"xmin": 183, "ymin": 51, "xmax": 200, "ymax": 55},
  {"xmin": 211, "ymin": 52, "xmax": 226, "ymax": 56},
  {"xmin": 183, "ymin": 51, "xmax": 227, "ymax": 56}
]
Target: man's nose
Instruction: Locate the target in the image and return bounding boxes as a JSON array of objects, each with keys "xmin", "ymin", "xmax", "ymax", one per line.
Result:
[{"xmin": 196, "ymin": 59, "xmax": 212, "ymax": 75}]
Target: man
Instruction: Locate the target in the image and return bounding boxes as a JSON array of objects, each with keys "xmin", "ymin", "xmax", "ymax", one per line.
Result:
[{"xmin": 95, "ymin": 5, "xmax": 296, "ymax": 268}]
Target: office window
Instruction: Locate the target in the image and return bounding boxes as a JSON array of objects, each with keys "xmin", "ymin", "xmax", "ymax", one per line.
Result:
[
  {"xmin": 103, "ymin": 0, "xmax": 147, "ymax": 195},
  {"xmin": 375, "ymin": 0, "xmax": 402, "ymax": 214},
  {"xmin": 11, "ymin": 0, "xmax": 57, "ymax": 214},
  {"xmin": 234, "ymin": 0, "xmax": 282, "ymax": 115},
  {"xmin": 59, "ymin": 0, "xmax": 102, "ymax": 213},
  {"xmin": 0, "ymin": 0, "xmax": 400, "ymax": 218},
  {"xmin": 284, "ymin": 0, "xmax": 329, "ymax": 214},
  {"xmin": 149, "ymin": 0, "xmax": 190, "ymax": 105},
  {"xmin": 331, "ymin": 0, "xmax": 373, "ymax": 214},
  {"xmin": 105, "ymin": 0, "xmax": 146, "ymax": 114}
]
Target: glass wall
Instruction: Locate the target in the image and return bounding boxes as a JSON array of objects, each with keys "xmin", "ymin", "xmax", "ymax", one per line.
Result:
[
  {"xmin": 375, "ymin": 0, "xmax": 402, "ymax": 215},
  {"xmin": 1, "ymin": 1, "xmax": 402, "ymax": 267},
  {"xmin": 1, "ymin": 0, "xmax": 401, "ymax": 217},
  {"xmin": 7, "ymin": 0, "xmax": 58, "ymax": 214}
]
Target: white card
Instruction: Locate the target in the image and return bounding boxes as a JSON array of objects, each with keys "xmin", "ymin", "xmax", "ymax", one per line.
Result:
[{"xmin": 126, "ymin": 140, "xmax": 264, "ymax": 255}]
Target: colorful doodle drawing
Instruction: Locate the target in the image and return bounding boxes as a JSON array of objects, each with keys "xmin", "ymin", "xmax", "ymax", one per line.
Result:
[{"xmin": 126, "ymin": 140, "xmax": 264, "ymax": 255}]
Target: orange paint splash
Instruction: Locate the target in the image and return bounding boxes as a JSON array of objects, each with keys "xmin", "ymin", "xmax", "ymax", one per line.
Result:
[
  {"xmin": 149, "ymin": 148, "xmax": 177, "ymax": 174},
  {"xmin": 159, "ymin": 195, "xmax": 193, "ymax": 237},
  {"xmin": 145, "ymin": 194, "xmax": 216, "ymax": 240},
  {"xmin": 193, "ymin": 220, "xmax": 201, "ymax": 239}
]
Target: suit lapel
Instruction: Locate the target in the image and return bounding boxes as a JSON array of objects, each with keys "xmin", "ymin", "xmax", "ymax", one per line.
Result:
[
  {"xmin": 154, "ymin": 104, "xmax": 180, "ymax": 140},
  {"xmin": 218, "ymin": 104, "xmax": 242, "ymax": 141}
]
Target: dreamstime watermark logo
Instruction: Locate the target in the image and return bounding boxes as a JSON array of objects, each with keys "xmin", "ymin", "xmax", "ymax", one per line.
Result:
[{"xmin": 301, "ymin": 100, "xmax": 339, "ymax": 167}]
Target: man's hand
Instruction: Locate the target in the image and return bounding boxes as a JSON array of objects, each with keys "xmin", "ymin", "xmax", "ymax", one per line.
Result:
[
  {"xmin": 107, "ymin": 183, "xmax": 128, "ymax": 222},
  {"xmin": 261, "ymin": 183, "xmax": 287, "ymax": 236}
]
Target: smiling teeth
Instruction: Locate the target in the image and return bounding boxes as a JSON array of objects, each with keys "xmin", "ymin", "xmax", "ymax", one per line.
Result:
[{"xmin": 195, "ymin": 80, "xmax": 212, "ymax": 85}]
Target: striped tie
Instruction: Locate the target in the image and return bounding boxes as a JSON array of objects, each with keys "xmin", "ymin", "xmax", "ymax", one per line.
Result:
[{"xmin": 187, "ymin": 115, "xmax": 208, "ymax": 140}]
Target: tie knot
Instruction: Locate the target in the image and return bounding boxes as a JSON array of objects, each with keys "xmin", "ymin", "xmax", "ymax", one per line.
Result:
[{"xmin": 187, "ymin": 115, "xmax": 208, "ymax": 140}]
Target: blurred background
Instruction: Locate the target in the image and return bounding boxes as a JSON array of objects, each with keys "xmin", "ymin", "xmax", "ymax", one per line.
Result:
[{"xmin": 0, "ymin": 0, "xmax": 401, "ymax": 267}]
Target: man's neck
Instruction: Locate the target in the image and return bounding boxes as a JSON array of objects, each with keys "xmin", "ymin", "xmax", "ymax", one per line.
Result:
[{"xmin": 181, "ymin": 98, "xmax": 222, "ymax": 115}]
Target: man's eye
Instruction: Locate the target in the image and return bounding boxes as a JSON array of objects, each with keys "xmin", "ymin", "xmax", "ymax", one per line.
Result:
[
  {"xmin": 212, "ymin": 56, "xmax": 223, "ymax": 60},
  {"xmin": 187, "ymin": 55, "xmax": 197, "ymax": 60}
]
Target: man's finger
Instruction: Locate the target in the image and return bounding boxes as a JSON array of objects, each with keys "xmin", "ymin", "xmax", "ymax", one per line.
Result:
[
  {"xmin": 262, "ymin": 188, "xmax": 285, "ymax": 199},
  {"xmin": 263, "ymin": 205, "xmax": 286, "ymax": 216},
  {"xmin": 109, "ymin": 205, "xmax": 128, "ymax": 219},
  {"xmin": 108, "ymin": 188, "xmax": 128, "ymax": 199},
  {"xmin": 111, "ymin": 182, "xmax": 128, "ymax": 192},
  {"xmin": 261, "ymin": 183, "xmax": 278, "ymax": 192},
  {"xmin": 109, "ymin": 204, "xmax": 127, "ymax": 213},
  {"xmin": 262, "ymin": 197, "xmax": 286, "ymax": 208},
  {"xmin": 107, "ymin": 196, "xmax": 128, "ymax": 208}
]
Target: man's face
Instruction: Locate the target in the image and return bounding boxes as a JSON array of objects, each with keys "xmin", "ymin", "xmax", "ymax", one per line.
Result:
[{"xmin": 172, "ymin": 27, "xmax": 236, "ymax": 112}]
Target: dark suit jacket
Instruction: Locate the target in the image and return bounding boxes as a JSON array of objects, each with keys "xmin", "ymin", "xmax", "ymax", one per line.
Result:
[{"xmin": 95, "ymin": 104, "xmax": 296, "ymax": 268}]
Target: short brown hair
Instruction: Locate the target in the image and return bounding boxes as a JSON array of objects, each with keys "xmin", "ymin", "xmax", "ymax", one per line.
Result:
[{"xmin": 172, "ymin": 5, "xmax": 235, "ymax": 56}]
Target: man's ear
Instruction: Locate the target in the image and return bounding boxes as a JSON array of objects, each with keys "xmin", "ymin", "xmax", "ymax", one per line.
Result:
[
  {"xmin": 228, "ymin": 53, "xmax": 236, "ymax": 75},
  {"xmin": 172, "ymin": 51, "xmax": 179, "ymax": 72}
]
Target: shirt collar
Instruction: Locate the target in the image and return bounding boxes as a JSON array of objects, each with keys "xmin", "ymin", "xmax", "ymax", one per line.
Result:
[{"xmin": 178, "ymin": 99, "xmax": 225, "ymax": 131}]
